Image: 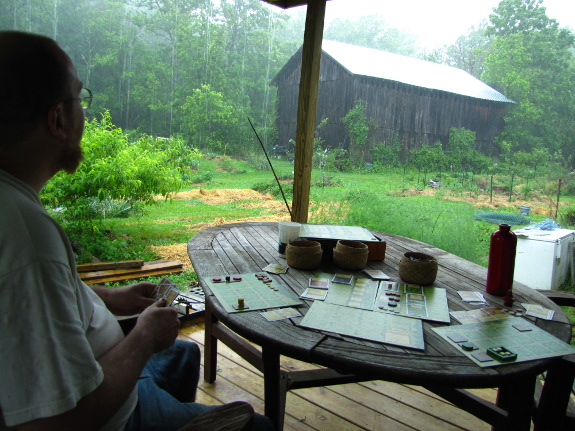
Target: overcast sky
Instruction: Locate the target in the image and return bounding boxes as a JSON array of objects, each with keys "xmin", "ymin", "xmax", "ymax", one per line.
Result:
[{"xmin": 283, "ymin": 0, "xmax": 575, "ymax": 50}]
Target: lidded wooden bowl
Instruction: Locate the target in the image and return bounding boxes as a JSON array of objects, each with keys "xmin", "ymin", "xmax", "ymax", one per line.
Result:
[
  {"xmin": 286, "ymin": 240, "xmax": 323, "ymax": 270},
  {"xmin": 398, "ymin": 252, "xmax": 438, "ymax": 285}
]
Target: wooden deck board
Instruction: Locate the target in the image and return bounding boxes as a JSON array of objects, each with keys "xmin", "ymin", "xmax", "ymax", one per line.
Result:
[{"xmin": 179, "ymin": 323, "xmax": 520, "ymax": 431}]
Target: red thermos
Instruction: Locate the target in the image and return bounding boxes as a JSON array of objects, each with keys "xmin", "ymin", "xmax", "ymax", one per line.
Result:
[{"xmin": 486, "ymin": 224, "xmax": 517, "ymax": 296}]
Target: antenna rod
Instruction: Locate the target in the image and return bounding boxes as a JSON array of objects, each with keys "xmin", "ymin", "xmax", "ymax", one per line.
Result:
[{"xmin": 248, "ymin": 118, "xmax": 292, "ymax": 219}]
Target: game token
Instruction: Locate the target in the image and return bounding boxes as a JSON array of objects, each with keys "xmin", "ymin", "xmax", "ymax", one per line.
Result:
[
  {"xmin": 487, "ymin": 345, "xmax": 517, "ymax": 362},
  {"xmin": 225, "ymin": 276, "xmax": 231, "ymax": 282},
  {"xmin": 212, "ymin": 277, "xmax": 222, "ymax": 282},
  {"xmin": 237, "ymin": 298, "xmax": 245, "ymax": 308},
  {"xmin": 461, "ymin": 342, "xmax": 478, "ymax": 351},
  {"xmin": 471, "ymin": 351, "xmax": 494, "ymax": 363},
  {"xmin": 388, "ymin": 302, "xmax": 397, "ymax": 307},
  {"xmin": 233, "ymin": 276, "xmax": 242, "ymax": 281},
  {"xmin": 447, "ymin": 333, "xmax": 468, "ymax": 343}
]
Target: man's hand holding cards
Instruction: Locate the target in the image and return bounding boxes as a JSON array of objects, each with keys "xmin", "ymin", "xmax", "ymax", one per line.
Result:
[{"xmin": 152, "ymin": 278, "xmax": 180, "ymax": 306}]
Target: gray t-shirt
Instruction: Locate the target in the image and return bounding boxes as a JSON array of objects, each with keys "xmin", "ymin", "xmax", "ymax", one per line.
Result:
[{"xmin": 0, "ymin": 169, "xmax": 137, "ymax": 430}]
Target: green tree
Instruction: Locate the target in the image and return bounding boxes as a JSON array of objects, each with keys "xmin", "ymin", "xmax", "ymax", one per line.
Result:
[
  {"xmin": 443, "ymin": 22, "xmax": 490, "ymax": 78},
  {"xmin": 342, "ymin": 100, "xmax": 370, "ymax": 165},
  {"xmin": 324, "ymin": 14, "xmax": 417, "ymax": 56},
  {"xmin": 483, "ymin": 0, "xmax": 575, "ymax": 166},
  {"xmin": 445, "ymin": 128, "xmax": 490, "ymax": 173},
  {"xmin": 180, "ymin": 84, "xmax": 238, "ymax": 153}
]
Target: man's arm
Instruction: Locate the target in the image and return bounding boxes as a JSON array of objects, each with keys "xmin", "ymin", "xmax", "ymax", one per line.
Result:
[
  {"xmin": 91, "ymin": 282, "xmax": 157, "ymax": 316},
  {"xmin": 16, "ymin": 300, "xmax": 180, "ymax": 431}
]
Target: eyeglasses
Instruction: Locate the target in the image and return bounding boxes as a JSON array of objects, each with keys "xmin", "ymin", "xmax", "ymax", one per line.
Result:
[
  {"xmin": 77, "ymin": 88, "xmax": 93, "ymax": 110},
  {"xmin": 60, "ymin": 88, "xmax": 93, "ymax": 110}
]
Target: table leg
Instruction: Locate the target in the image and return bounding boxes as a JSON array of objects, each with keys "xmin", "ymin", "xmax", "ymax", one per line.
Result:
[
  {"xmin": 262, "ymin": 346, "xmax": 287, "ymax": 431},
  {"xmin": 533, "ymin": 357, "xmax": 575, "ymax": 431},
  {"xmin": 204, "ymin": 302, "xmax": 218, "ymax": 383},
  {"xmin": 493, "ymin": 375, "xmax": 536, "ymax": 431}
]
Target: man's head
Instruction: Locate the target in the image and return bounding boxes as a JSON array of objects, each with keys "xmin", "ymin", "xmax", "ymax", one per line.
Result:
[{"xmin": 0, "ymin": 31, "xmax": 85, "ymax": 174}]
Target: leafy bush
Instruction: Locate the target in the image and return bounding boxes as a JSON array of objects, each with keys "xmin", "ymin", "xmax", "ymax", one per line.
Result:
[
  {"xmin": 190, "ymin": 171, "xmax": 213, "ymax": 184},
  {"xmin": 41, "ymin": 111, "xmax": 182, "ymax": 217},
  {"xmin": 252, "ymin": 180, "xmax": 293, "ymax": 199},
  {"xmin": 560, "ymin": 206, "xmax": 575, "ymax": 228},
  {"xmin": 372, "ymin": 139, "xmax": 402, "ymax": 167}
]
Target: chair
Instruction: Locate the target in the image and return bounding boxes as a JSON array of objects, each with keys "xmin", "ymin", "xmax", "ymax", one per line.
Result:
[{"xmin": 532, "ymin": 289, "xmax": 575, "ymax": 431}]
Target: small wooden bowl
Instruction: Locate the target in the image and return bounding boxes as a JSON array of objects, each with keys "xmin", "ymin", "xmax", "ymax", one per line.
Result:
[
  {"xmin": 333, "ymin": 240, "xmax": 369, "ymax": 270},
  {"xmin": 286, "ymin": 240, "xmax": 323, "ymax": 270},
  {"xmin": 398, "ymin": 252, "xmax": 438, "ymax": 285}
]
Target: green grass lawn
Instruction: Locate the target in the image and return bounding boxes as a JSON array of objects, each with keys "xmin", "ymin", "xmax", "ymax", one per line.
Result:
[
  {"xmin": 93, "ymin": 156, "xmax": 574, "ymax": 344},
  {"xmin": 100, "ymin": 156, "xmax": 574, "ymax": 269}
]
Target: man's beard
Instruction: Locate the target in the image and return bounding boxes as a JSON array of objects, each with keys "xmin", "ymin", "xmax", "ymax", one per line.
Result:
[{"xmin": 60, "ymin": 143, "xmax": 84, "ymax": 174}]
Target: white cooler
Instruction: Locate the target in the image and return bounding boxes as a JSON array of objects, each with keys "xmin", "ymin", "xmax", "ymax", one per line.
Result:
[{"xmin": 513, "ymin": 228, "xmax": 574, "ymax": 290}]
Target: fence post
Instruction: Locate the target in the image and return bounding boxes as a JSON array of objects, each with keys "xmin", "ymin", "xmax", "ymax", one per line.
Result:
[
  {"xmin": 490, "ymin": 175, "xmax": 493, "ymax": 204},
  {"xmin": 509, "ymin": 174, "xmax": 514, "ymax": 203},
  {"xmin": 555, "ymin": 178, "xmax": 562, "ymax": 220}
]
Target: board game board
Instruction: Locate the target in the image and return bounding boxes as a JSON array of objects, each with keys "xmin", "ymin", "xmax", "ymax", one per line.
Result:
[
  {"xmin": 300, "ymin": 301, "xmax": 425, "ymax": 350},
  {"xmin": 300, "ymin": 224, "xmax": 379, "ymax": 242},
  {"xmin": 374, "ymin": 282, "xmax": 451, "ymax": 323},
  {"xmin": 204, "ymin": 272, "xmax": 303, "ymax": 314},
  {"xmin": 433, "ymin": 317, "xmax": 575, "ymax": 367}
]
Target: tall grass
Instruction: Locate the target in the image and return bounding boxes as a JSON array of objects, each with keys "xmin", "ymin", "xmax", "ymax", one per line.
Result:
[{"xmin": 310, "ymin": 189, "xmax": 493, "ymax": 266}]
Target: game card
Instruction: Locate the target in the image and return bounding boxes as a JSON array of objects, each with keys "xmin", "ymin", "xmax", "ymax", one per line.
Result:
[
  {"xmin": 332, "ymin": 274, "xmax": 353, "ymax": 285},
  {"xmin": 362, "ymin": 269, "xmax": 391, "ymax": 280},
  {"xmin": 300, "ymin": 288, "xmax": 328, "ymax": 301},
  {"xmin": 153, "ymin": 278, "xmax": 176, "ymax": 299},
  {"xmin": 458, "ymin": 291, "xmax": 486, "ymax": 303},
  {"xmin": 309, "ymin": 277, "xmax": 330, "ymax": 289},
  {"xmin": 260, "ymin": 307, "xmax": 301, "ymax": 321},
  {"xmin": 153, "ymin": 278, "xmax": 180, "ymax": 306},
  {"xmin": 522, "ymin": 303, "xmax": 555, "ymax": 320},
  {"xmin": 262, "ymin": 263, "xmax": 288, "ymax": 274}
]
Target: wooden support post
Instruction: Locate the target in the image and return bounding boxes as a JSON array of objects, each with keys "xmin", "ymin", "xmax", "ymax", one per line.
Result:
[{"xmin": 292, "ymin": 0, "xmax": 326, "ymax": 223}]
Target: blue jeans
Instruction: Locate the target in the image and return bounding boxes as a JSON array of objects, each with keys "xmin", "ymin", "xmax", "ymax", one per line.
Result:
[{"xmin": 125, "ymin": 340, "xmax": 274, "ymax": 431}]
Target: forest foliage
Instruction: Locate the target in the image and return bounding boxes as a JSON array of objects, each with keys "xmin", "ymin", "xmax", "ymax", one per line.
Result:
[{"xmin": 2, "ymin": 0, "xmax": 573, "ymax": 166}]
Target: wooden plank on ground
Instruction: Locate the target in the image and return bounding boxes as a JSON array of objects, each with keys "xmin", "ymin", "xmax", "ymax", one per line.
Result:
[
  {"xmin": 77, "ymin": 260, "xmax": 144, "ymax": 272},
  {"xmin": 79, "ymin": 260, "xmax": 183, "ymax": 283}
]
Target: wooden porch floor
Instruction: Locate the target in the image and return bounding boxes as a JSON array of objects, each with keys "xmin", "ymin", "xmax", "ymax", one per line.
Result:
[{"xmin": 179, "ymin": 322, "xmax": 519, "ymax": 431}]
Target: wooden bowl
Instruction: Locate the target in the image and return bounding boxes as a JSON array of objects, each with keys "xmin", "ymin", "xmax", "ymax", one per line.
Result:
[
  {"xmin": 398, "ymin": 252, "xmax": 438, "ymax": 285},
  {"xmin": 333, "ymin": 240, "xmax": 369, "ymax": 270},
  {"xmin": 286, "ymin": 240, "xmax": 323, "ymax": 270}
]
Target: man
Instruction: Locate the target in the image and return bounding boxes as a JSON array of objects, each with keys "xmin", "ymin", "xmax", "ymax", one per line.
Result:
[{"xmin": 0, "ymin": 31, "xmax": 273, "ymax": 431}]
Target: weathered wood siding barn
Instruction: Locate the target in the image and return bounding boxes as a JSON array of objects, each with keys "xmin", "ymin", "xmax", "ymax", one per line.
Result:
[{"xmin": 272, "ymin": 40, "xmax": 514, "ymax": 157}]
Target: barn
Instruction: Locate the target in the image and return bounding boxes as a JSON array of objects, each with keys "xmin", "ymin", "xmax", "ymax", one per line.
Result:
[{"xmin": 272, "ymin": 40, "xmax": 514, "ymax": 159}]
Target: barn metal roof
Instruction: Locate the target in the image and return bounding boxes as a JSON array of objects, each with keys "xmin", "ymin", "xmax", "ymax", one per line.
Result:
[{"xmin": 321, "ymin": 40, "xmax": 514, "ymax": 103}]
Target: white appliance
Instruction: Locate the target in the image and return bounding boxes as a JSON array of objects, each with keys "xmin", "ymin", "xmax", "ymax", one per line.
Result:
[{"xmin": 513, "ymin": 228, "xmax": 574, "ymax": 290}]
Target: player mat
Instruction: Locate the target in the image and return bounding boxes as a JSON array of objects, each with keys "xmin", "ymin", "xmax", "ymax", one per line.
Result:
[
  {"xmin": 300, "ymin": 301, "xmax": 425, "ymax": 350},
  {"xmin": 374, "ymin": 282, "xmax": 450, "ymax": 323},
  {"xmin": 323, "ymin": 274, "xmax": 380, "ymax": 310},
  {"xmin": 204, "ymin": 272, "xmax": 303, "ymax": 314},
  {"xmin": 433, "ymin": 317, "xmax": 575, "ymax": 367}
]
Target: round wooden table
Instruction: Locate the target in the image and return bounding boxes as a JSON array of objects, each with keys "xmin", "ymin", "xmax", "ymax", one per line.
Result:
[{"xmin": 188, "ymin": 222, "xmax": 572, "ymax": 431}]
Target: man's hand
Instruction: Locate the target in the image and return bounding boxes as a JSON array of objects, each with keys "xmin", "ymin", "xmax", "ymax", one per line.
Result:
[
  {"xmin": 133, "ymin": 299, "xmax": 180, "ymax": 353},
  {"xmin": 92, "ymin": 282, "xmax": 156, "ymax": 316}
]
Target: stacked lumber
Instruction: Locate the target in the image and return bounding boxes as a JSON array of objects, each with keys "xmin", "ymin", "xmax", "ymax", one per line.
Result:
[{"xmin": 78, "ymin": 259, "xmax": 183, "ymax": 284}]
